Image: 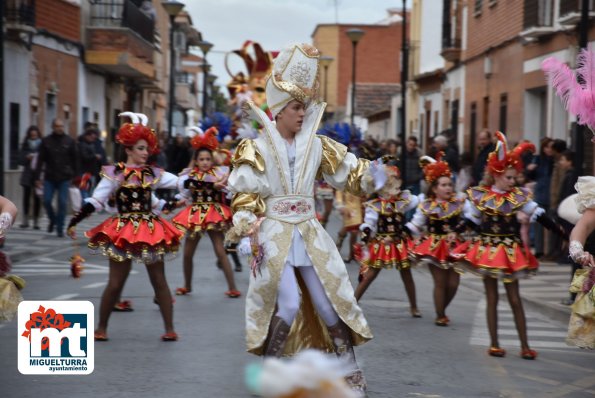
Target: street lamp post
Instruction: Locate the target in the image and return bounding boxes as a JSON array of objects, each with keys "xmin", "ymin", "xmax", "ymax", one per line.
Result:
[
  {"xmin": 161, "ymin": 0, "xmax": 185, "ymax": 137},
  {"xmin": 319, "ymin": 55, "xmax": 334, "ymax": 103},
  {"xmin": 400, "ymin": 0, "xmax": 408, "ymax": 185},
  {"xmin": 207, "ymin": 73, "xmax": 217, "ymax": 113},
  {"xmin": 346, "ymin": 28, "xmax": 365, "ymax": 131},
  {"xmin": 197, "ymin": 40, "xmax": 213, "ymax": 120}
]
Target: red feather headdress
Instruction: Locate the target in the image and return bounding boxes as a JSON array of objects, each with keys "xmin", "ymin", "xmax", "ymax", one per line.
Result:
[
  {"xmin": 189, "ymin": 126, "xmax": 219, "ymax": 151},
  {"xmin": 419, "ymin": 152, "xmax": 452, "ymax": 183},
  {"xmin": 486, "ymin": 131, "xmax": 535, "ymax": 175},
  {"xmin": 115, "ymin": 112, "xmax": 158, "ymax": 154}
]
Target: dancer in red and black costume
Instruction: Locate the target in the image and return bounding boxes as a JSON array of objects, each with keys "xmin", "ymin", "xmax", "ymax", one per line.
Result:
[
  {"xmin": 171, "ymin": 127, "xmax": 240, "ymax": 298},
  {"xmin": 452, "ymin": 131, "xmax": 567, "ymax": 359},
  {"xmin": 407, "ymin": 152, "xmax": 466, "ymax": 326},
  {"xmin": 67, "ymin": 112, "xmax": 183, "ymax": 342},
  {"xmin": 353, "ymin": 164, "xmax": 422, "ymax": 317}
]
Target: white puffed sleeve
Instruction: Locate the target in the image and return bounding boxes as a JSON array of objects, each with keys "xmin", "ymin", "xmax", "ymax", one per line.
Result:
[
  {"xmin": 575, "ymin": 176, "xmax": 595, "ymax": 214},
  {"xmin": 404, "ymin": 193, "xmax": 420, "ymax": 212},
  {"xmin": 177, "ymin": 174, "xmax": 192, "ymax": 201},
  {"xmin": 227, "ymin": 164, "xmax": 271, "ymax": 197},
  {"xmin": 156, "ymin": 171, "xmax": 178, "ymax": 190},
  {"xmin": 407, "ymin": 196, "xmax": 427, "ymax": 236},
  {"xmin": 360, "ymin": 206, "xmax": 379, "ymax": 234},
  {"xmin": 85, "ymin": 178, "xmax": 118, "ymax": 211},
  {"xmin": 520, "ymin": 199, "xmax": 541, "ymax": 220},
  {"xmin": 463, "ymin": 199, "xmax": 482, "ymax": 225}
]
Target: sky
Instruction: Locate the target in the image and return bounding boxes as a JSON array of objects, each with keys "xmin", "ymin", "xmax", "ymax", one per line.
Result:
[{"xmin": 183, "ymin": 0, "xmax": 410, "ymax": 96}]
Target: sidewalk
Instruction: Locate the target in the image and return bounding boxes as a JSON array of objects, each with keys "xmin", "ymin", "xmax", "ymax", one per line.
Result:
[
  {"xmin": 457, "ymin": 261, "xmax": 574, "ymax": 325},
  {"xmin": 2, "ymin": 214, "xmax": 105, "ymax": 263}
]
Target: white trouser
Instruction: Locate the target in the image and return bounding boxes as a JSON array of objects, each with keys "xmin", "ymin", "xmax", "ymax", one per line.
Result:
[{"xmin": 275, "ymin": 263, "xmax": 339, "ymax": 326}]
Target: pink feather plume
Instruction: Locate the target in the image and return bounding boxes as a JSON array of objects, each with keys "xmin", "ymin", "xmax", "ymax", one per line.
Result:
[{"xmin": 542, "ymin": 49, "xmax": 595, "ymax": 128}]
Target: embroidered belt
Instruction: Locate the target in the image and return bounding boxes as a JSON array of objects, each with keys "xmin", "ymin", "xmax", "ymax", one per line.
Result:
[{"xmin": 265, "ymin": 195, "xmax": 315, "ymax": 224}]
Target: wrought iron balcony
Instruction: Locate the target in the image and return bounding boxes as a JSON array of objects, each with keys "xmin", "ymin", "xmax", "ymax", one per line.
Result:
[
  {"xmin": 558, "ymin": 0, "xmax": 595, "ymax": 26},
  {"xmin": 5, "ymin": 0, "xmax": 36, "ymax": 32},
  {"xmin": 86, "ymin": 0, "xmax": 157, "ymax": 79},
  {"xmin": 520, "ymin": 0, "xmax": 556, "ymax": 40},
  {"xmin": 89, "ymin": 0, "xmax": 154, "ymax": 45}
]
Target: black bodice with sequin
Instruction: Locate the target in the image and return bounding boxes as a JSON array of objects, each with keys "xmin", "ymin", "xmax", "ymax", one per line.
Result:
[
  {"xmin": 185, "ymin": 179, "xmax": 220, "ymax": 203},
  {"xmin": 427, "ymin": 216, "xmax": 461, "ymax": 235},
  {"xmin": 116, "ymin": 186, "xmax": 152, "ymax": 213},
  {"xmin": 479, "ymin": 213, "xmax": 520, "ymax": 236},
  {"xmin": 377, "ymin": 212, "xmax": 405, "ymax": 236}
]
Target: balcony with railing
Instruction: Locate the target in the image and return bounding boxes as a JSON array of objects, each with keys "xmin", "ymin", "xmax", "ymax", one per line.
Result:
[
  {"xmin": 440, "ymin": 0, "xmax": 462, "ymax": 63},
  {"xmin": 85, "ymin": 0, "xmax": 156, "ymax": 79},
  {"xmin": 441, "ymin": 38, "xmax": 462, "ymax": 63},
  {"xmin": 175, "ymin": 73, "xmax": 198, "ymax": 110},
  {"xmin": 558, "ymin": 0, "xmax": 595, "ymax": 26},
  {"xmin": 520, "ymin": 0, "xmax": 556, "ymax": 40},
  {"xmin": 5, "ymin": 0, "xmax": 36, "ymax": 38}
]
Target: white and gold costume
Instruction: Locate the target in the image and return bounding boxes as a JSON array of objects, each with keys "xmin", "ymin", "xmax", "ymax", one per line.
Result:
[{"xmin": 227, "ymin": 44, "xmax": 374, "ymax": 357}]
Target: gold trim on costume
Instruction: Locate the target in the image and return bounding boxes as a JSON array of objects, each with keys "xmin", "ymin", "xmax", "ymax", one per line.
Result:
[
  {"xmin": 246, "ymin": 101, "xmax": 291, "ymax": 194},
  {"xmin": 230, "ymin": 192, "xmax": 266, "ymax": 215},
  {"xmin": 345, "ymin": 158, "xmax": 371, "ymax": 197},
  {"xmin": 318, "ymin": 135, "xmax": 348, "ymax": 176},
  {"xmin": 232, "ymin": 139, "xmax": 266, "ymax": 173},
  {"xmin": 295, "ymin": 102, "xmax": 326, "ymax": 194}
]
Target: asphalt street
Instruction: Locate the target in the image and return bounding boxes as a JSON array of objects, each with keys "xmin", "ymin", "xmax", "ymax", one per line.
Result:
[{"xmin": 0, "ymin": 212, "xmax": 593, "ymax": 398}]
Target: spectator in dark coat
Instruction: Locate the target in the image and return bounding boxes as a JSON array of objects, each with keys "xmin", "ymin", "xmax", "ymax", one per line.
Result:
[
  {"xmin": 472, "ymin": 130, "xmax": 495, "ymax": 185},
  {"xmin": 403, "ymin": 136, "xmax": 423, "ymax": 195},
  {"xmin": 34, "ymin": 119, "xmax": 77, "ymax": 237},
  {"xmin": 432, "ymin": 135, "xmax": 459, "ymax": 173},
  {"xmin": 78, "ymin": 128, "xmax": 104, "ymax": 202},
  {"xmin": 18, "ymin": 126, "xmax": 43, "ymax": 229},
  {"xmin": 526, "ymin": 137, "xmax": 554, "ymax": 257},
  {"xmin": 166, "ymin": 134, "xmax": 192, "ymax": 175}
]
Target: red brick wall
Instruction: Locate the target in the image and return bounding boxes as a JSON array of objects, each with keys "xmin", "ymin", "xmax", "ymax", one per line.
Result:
[
  {"xmin": 36, "ymin": 0, "xmax": 80, "ymax": 42},
  {"xmin": 335, "ymin": 20, "xmax": 405, "ymax": 107},
  {"xmin": 465, "ymin": 0, "xmax": 523, "ymax": 61},
  {"xmin": 465, "ymin": 42, "xmax": 524, "ymax": 144},
  {"xmin": 32, "ymin": 46, "xmax": 79, "ymax": 137}
]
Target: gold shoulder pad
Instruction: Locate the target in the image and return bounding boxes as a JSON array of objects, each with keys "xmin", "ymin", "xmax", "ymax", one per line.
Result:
[
  {"xmin": 232, "ymin": 139, "xmax": 265, "ymax": 173},
  {"xmin": 318, "ymin": 136, "xmax": 348, "ymax": 175}
]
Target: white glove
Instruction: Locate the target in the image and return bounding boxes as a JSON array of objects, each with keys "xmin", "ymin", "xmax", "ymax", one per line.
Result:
[
  {"xmin": 238, "ymin": 237, "xmax": 252, "ymax": 257},
  {"xmin": 369, "ymin": 159, "xmax": 387, "ymax": 191},
  {"xmin": 0, "ymin": 212, "xmax": 13, "ymax": 237}
]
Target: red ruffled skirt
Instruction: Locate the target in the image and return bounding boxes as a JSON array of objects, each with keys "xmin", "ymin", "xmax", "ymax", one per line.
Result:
[
  {"xmin": 85, "ymin": 214, "xmax": 183, "ymax": 263},
  {"xmin": 172, "ymin": 202, "xmax": 232, "ymax": 236},
  {"xmin": 451, "ymin": 235, "xmax": 538, "ymax": 282},
  {"xmin": 409, "ymin": 234, "xmax": 463, "ymax": 270},
  {"xmin": 364, "ymin": 237, "xmax": 411, "ymax": 270}
]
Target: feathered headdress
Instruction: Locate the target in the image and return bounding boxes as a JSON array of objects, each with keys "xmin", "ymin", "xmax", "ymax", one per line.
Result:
[
  {"xmin": 116, "ymin": 112, "xmax": 158, "ymax": 154},
  {"xmin": 188, "ymin": 126, "xmax": 219, "ymax": 151},
  {"xmin": 486, "ymin": 131, "xmax": 535, "ymax": 175},
  {"xmin": 542, "ymin": 48, "xmax": 595, "ymax": 130},
  {"xmin": 419, "ymin": 152, "xmax": 452, "ymax": 183},
  {"xmin": 200, "ymin": 112, "xmax": 233, "ymax": 142}
]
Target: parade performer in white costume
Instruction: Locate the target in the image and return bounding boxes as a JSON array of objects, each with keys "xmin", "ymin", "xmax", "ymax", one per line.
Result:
[{"xmin": 226, "ymin": 43, "xmax": 384, "ymax": 393}]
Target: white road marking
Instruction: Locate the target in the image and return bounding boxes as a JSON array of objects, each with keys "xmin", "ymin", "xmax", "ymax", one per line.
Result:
[
  {"xmin": 51, "ymin": 293, "xmax": 80, "ymax": 300},
  {"xmin": 82, "ymin": 282, "xmax": 107, "ymax": 289}
]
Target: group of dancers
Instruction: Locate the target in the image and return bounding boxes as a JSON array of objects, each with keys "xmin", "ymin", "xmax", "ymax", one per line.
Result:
[
  {"xmin": 322, "ymin": 133, "xmax": 566, "ymax": 361},
  {"xmin": 0, "ymin": 42, "xmax": 593, "ymax": 397},
  {"xmin": 66, "ymin": 113, "xmax": 241, "ymax": 342}
]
